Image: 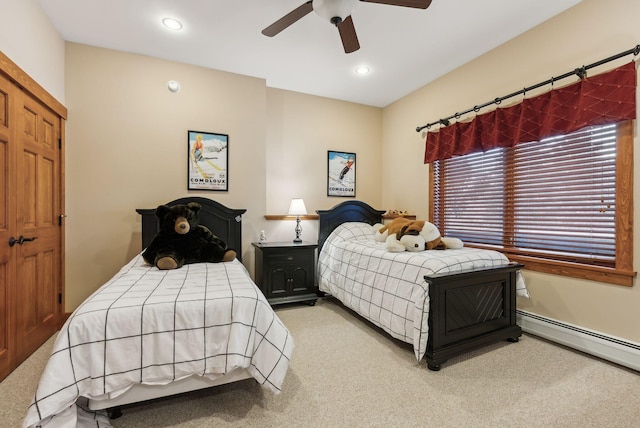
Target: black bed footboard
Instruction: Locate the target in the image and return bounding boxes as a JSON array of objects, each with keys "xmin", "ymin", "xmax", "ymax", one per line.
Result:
[{"xmin": 424, "ymin": 263, "xmax": 524, "ymax": 371}]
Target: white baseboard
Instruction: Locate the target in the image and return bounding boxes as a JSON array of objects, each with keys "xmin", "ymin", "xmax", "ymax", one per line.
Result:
[{"xmin": 516, "ymin": 310, "xmax": 640, "ymax": 372}]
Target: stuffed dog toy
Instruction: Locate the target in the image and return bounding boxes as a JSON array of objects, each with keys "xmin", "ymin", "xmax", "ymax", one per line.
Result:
[
  {"xmin": 374, "ymin": 217, "xmax": 413, "ymax": 242},
  {"xmin": 374, "ymin": 218, "xmax": 463, "ymax": 252}
]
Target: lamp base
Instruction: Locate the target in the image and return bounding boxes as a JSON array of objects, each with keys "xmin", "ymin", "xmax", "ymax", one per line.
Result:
[{"xmin": 293, "ymin": 216, "xmax": 303, "ymax": 243}]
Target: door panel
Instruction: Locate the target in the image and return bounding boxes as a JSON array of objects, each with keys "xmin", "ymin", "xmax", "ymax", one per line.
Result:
[
  {"xmin": 23, "ymin": 150, "xmax": 37, "ymax": 226},
  {"xmin": 41, "ymin": 249, "xmax": 56, "ymax": 324},
  {"xmin": 18, "ymin": 254, "xmax": 37, "ymax": 332},
  {"xmin": 14, "ymin": 90, "xmax": 60, "ymax": 366},
  {"xmin": 0, "ymin": 263, "xmax": 8, "ymax": 377}
]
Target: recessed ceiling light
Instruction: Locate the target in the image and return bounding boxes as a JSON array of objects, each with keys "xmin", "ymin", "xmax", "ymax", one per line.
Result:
[
  {"xmin": 355, "ymin": 66, "xmax": 370, "ymax": 75},
  {"xmin": 162, "ymin": 17, "xmax": 183, "ymax": 31}
]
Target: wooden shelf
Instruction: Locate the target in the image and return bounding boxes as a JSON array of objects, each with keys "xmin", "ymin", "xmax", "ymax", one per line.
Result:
[
  {"xmin": 264, "ymin": 214, "xmax": 415, "ymax": 221},
  {"xmin": 264, "ymin": 214, "xmax": 319, "ymax": 220},
  {"xmin": 382, "ymin": 214, "xmax": 416, "ymax": 220}
]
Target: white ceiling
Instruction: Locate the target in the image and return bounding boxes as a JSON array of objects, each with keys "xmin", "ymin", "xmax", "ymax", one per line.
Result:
[{"xmin": 36, "ymin": 0, "xmax": 582, "ymax": 108}]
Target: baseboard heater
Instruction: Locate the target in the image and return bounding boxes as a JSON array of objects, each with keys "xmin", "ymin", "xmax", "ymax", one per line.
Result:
[{"xmin": 516, "ymin": 310, "xmax": 640, "ymax": 372}]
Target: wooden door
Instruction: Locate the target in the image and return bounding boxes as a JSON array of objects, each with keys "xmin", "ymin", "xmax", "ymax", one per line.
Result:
[
  {"xmin": 0, "ymin": 58, "xmax": 64, "ymax": 381},
  {"xmin": 0, "ymin": 72, "xmax": 14, "ymax": 380},
  {"xmin": 14, "ymin": 88, "xmax": 61, "ymax": 365}
]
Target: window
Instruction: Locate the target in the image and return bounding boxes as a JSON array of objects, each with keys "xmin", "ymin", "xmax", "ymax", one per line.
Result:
[{"xmin": 431, "ymin": 120, "xmax": 634, "ymax": 286}]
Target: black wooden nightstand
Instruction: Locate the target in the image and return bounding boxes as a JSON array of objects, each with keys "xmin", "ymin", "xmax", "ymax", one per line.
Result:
[{"xmin": 252, "ymin": 241, "xmax": 318, "ymax": 306}]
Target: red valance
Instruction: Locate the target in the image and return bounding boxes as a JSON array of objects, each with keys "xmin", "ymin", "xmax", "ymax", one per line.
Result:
[{"xmin": 424, "ymin": 61, "xmax": 637, "ymax": 163}]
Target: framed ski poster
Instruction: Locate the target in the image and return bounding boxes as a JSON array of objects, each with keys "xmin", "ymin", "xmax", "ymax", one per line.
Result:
[
  {"xmin": 187, "ymin": 130, "xmax": 228, "ymax": 191},
  {"xmin": 327, "ymin": 150, "xmax": 356, "ymax": 197}
]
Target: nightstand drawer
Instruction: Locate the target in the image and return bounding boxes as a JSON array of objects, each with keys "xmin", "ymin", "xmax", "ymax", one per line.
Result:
[{"xmin": 267, "ymin": 252, "xmax": 313, "ymax": 265}]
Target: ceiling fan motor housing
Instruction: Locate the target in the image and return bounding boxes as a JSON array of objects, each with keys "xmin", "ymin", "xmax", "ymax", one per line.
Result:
[{"xmin": 313, "ymin": 0, "xmax": 357, "ymax": 25}]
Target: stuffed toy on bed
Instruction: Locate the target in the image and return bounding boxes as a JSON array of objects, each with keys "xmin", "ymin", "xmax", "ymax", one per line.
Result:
[
  {"xmin": 142, "ymin": 202, "xmax": 236, "ymax": 270},
  {"xmin": 374, "ymin": 218, "xmax": 463, "ymax": 253}
]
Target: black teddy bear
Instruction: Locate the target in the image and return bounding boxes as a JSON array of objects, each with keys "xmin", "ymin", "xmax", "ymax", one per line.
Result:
[{"xmin": 142, "ymin": 202, "xmax": 236, "ymax": 270}]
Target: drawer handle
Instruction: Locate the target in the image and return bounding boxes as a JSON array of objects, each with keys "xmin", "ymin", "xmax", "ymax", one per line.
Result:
[{"xmin": 287, "ymin": 256, "xmax": 294, "ymax": 261}]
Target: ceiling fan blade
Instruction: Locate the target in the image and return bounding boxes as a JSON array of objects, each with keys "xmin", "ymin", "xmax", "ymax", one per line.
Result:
[
  {"xmin": 261, "ymin": 1, "xmax": 314, "ymax": 37},
  {"xmin": 337, "ymin": 15, "xmax": 360, "ymax": 54},
  {"xmin": 360, "ymin": 0, "xmax": 432, "ymax": 9}
]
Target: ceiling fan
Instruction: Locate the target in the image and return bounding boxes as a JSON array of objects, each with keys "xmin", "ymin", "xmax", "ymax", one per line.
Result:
[{"xmin": 261, "ymin": 0, "xmax": 432, "ymax": 54}]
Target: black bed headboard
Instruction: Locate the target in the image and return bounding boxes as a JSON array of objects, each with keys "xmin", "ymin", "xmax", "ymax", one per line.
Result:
[
  {"xmin": 316, "ymin": 200, "xmax": 385, "ymax": 254},
  {"xmin": 136, "ymin": 197, "xmax": 247, "ymax": 261}
]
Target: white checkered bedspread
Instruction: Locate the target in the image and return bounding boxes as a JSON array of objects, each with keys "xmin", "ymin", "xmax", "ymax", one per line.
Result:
[
  {"xmin": 318, "ymin": 222, "xmax": 527, "ymax": 362},
  {"xmin": 23, "ymin": 255, "xmax": 294, "ymax": 428}
]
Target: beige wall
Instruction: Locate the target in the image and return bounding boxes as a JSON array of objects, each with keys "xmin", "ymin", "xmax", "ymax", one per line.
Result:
[
  {"xmin": 0, "ymin": 0, "xmax": 65, "ymax": 103},
  {"xmin": 63, "ymin": 44, "xmax": 382, "ymax": 310},
  {"xmin": 382, "ymin": 0, "xmax": 640, "ymax": 343},
  {"xmin": 64, "ymin": 44, "xmax": 268, "ymax": 309},
  {"xmin": 265, "ymin": 88, "xmax": 382, "ymax": 243}
]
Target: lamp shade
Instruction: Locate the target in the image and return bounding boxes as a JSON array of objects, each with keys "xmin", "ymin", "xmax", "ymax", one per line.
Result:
[{"xmin": 288, "ymin": 198, "xmax": 307, "ymax": 216}]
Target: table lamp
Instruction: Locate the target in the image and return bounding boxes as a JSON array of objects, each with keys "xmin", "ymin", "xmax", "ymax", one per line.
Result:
[{"xmin": 288, "ymin": 198, "xmax": 307, "ymax": 243}]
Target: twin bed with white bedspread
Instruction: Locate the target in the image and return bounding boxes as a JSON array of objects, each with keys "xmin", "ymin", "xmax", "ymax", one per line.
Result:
[
  {"xmin": 23, "ymin": 198, "xmax": 294, "ymax": 428},
  {"xmin": 316, "ymin": 200, "xmax": 526, "ymax": 371},
  {"xmin": 318, "ymin": 221, "xmax": 523, "ymax": 361}
]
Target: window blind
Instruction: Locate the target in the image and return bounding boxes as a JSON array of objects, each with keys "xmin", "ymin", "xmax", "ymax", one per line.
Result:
[{"xmin": 433, "ymin": 123, "xmax": 617, "ymax": 267}]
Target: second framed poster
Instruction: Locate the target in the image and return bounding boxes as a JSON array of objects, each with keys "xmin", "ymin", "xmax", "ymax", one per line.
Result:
[
  {"xmin": 187, "ymin": 130, "xmax": 228, "ymax": 191},
  {"xmin": 327, "ymin": 150, "xmax": 356, "ymax": 197}
]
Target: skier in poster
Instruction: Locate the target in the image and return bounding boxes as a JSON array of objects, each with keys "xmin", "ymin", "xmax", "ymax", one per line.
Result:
[
  {"xmin": 192, "ymin": 134, "xmax": 204, "ymax": 162},
  {"xmin": 339, "ymin": 157, "xmax": 355, "ymax": 180}
]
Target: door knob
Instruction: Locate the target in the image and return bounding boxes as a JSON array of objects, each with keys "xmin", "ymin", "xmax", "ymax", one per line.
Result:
[{"xmin": 8, "ymin": 235, "xmax": 38, "ymax": 247}]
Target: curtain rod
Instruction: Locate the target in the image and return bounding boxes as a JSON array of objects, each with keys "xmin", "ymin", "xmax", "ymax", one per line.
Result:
[{"xmin": 415, "ymin": 44, "xmax": 640, "ymax": 133}]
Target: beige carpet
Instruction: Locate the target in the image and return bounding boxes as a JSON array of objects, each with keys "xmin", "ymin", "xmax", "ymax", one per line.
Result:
[{"xmin": 2, "ymin": 297, "xmax": 640, "ymax": 428}]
